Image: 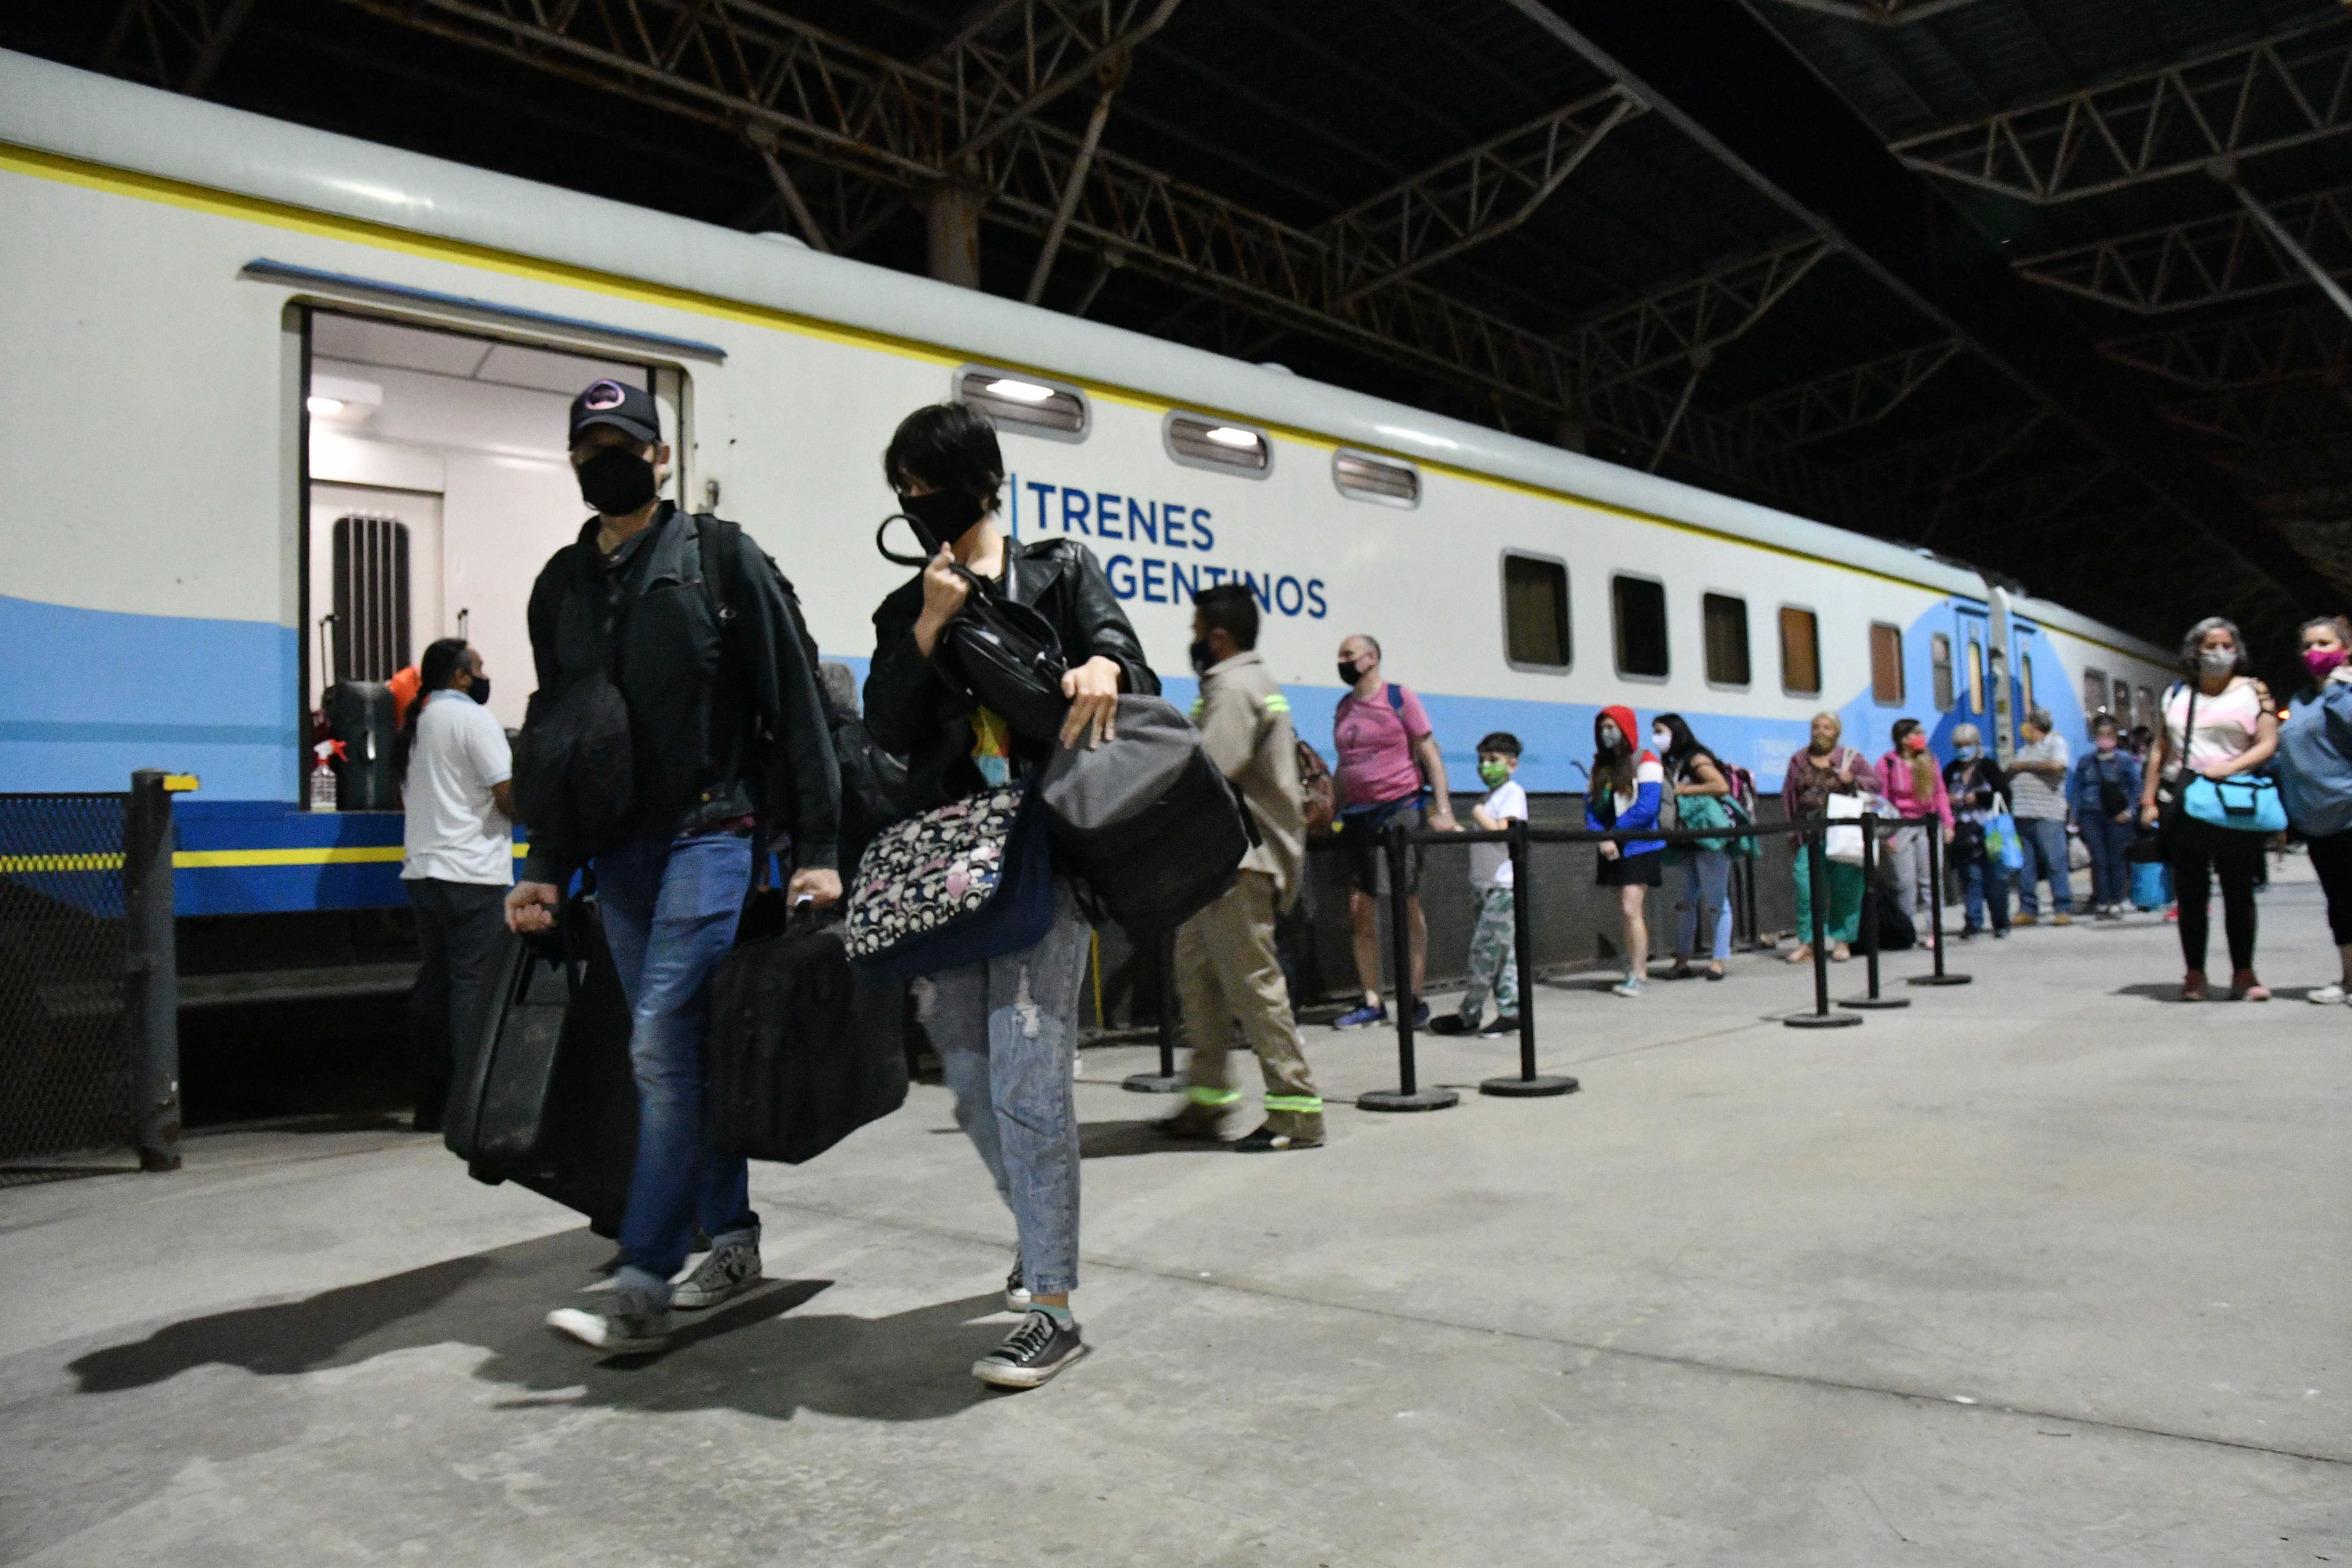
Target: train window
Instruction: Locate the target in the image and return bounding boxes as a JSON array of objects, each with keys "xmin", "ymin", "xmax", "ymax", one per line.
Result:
[
  {"xmin": 2114, "ymin": 677, "xmax": 2131, "ymax": 716},
  {"xmin": 1702, "ymin": 593, "xmax": 1750, "ymax": 686},
  {"xmin": 2021, "ymin": 653, "xmax": 2036, "ymax": 715},
  {"xmin": 1164, "ymin": 412, "xmax": 1272, "ymax": 477},
  {"xmin": 2135, "ymin": 685, "xmax": 2155, "ymax": 731},
  {"xmin": 954, "ymin": 366, "xmax": 1089, "ymax": 441},
  {"xmin": 1780, "ymin": 606, "xmax": 1820, "ymax": 695},
  {"xmin": 2083, "ymin": 667, "xmax": 2109, "ymax": 714},
  {"xmin": 1967, "ymin": 639, "xmax": 1986, "ymax": 713},
  {"xmin": 1613, "ymin": 574, "xmax": 1669, "ymax": 680},
  {"xmin": 1931, "ymin": 633, "xmax": 1955, "ymax": 711},
  {"xmin": 1502, "ymin": 552, "xmax": 1572, "ymax": 671},
  {"xmin": 1869, "ymin": 623, "xmax": 1904, "ymax": 706},
  {"xmin": 1334, "ymin": 449, "xmax": 1420, "ymax": 507}
]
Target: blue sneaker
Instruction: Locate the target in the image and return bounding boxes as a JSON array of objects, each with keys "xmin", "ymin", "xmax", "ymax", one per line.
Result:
[
  {"xmin": 1332, "ymin": 1002, "xmax": 1388, "ymax": 1030},
  {"xmin": 1412, "ymin": 1000, "xmax": 1430, "ymax": 1027}
]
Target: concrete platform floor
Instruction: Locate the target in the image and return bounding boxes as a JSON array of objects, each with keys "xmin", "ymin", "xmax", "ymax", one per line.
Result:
[{"xmin": 4, "ymin": 873, "xmax": 2348, "ymax": 1565}]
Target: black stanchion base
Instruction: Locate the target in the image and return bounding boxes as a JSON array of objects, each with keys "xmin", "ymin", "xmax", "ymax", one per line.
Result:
[
  {"xmin": 1359, "ymin": 1087, "xmax": 1462, "ymax": 1112},
  {"xmin": 1479, "ymin": 1074, "xmax": 1579, "ymax": 1098},
  {"xmin": 1838, "ymin": 995, "xmax": 1912, "ymax": 1010},
  {"xmin": 1784, "ymin": 1011, "xmax": 1864, "ymax": 1029},
  {"xmin": 1121, "ymin": 1073, "xmax": 1184, "ymax": 1094},
  {"xmin": 1906, "ymin": 973, "xmax": 1974, "ymax": 986}
]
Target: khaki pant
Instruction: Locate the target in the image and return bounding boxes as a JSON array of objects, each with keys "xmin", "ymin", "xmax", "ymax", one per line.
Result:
[{"xmin": 1175, "ymin": 871, "xmax": 1323, "ymax": 1138}]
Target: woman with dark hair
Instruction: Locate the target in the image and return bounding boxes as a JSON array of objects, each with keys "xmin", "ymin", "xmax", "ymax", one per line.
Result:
[
  {"xmin": 2276, "ymin": 614, "xmax": 2352, "ymax": 1001},
  {"xmin": 1874, "ymin": 716, "xmax": 1954, "ymax": 948},
  {"xmin": 1585, "ymin": 705, "xmax": 1665, "ymax": 996},
  {"xmin": 2137, "ymin": 616, "xmax": 2279, "ymax": 1001},
  {"xmin": 864, "ymin": 402, "xmax": 1155, "ymax": 1389},
  {"xmin": 397, "ymin": 637, "xmax": 512, "ymax": 1131},
  {"xmin": 1652, "ymin": 712, "xmax": 1733, "ymax": 980}
]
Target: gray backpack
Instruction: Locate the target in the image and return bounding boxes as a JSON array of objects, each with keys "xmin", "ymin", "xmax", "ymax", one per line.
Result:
[{"xmin": 1037, "ymin": 695, "xmax": 1255, "ymax": 934}]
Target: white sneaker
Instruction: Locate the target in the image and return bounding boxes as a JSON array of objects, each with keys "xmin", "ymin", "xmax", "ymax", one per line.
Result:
[
  {"xmin": 1610, "ymin": 977, "xmax": 1644, "ymax": 998},
  {"xmin": 2308, "ymin": 983, "xmax": 2347, "ymax": 1005}
]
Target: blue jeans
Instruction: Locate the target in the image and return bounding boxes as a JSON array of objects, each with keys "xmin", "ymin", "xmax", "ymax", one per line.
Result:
[
  {"xmin": 1674, "ymin": 850, "xmax": 1732, "ymax": 962},
  {"xmin": 2082, "ymin": 815, "xmax": 2134, "ymax": 907},
  {"xmin": 597, "ymin": 828, "xmax": 756, "ymax": 1305},
  {"xmin": 2015, "ymin": 815, "xmax": 2073, "ymax": 915},
  {"xmin": 930, "ymin": 881, "xmax": 1090, "ymax": 1297},
  {"xmin": 1958, "ymin": 839, "xmax": 2010, "ymax": 933}
]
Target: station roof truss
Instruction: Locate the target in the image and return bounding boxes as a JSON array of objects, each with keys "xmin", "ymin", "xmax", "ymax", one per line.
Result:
[{"xmin": 31, "ymin": 0, "xmax": 2352, "ymax": 653}]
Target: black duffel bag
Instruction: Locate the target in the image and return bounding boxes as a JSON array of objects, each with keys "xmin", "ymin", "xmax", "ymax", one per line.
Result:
[
  {"xmin": 1037, "ymin": 693, "xmax": 1254, "ymax": 935},
  {"xmin": 708, "ymin": 901, "xmax": 908, "ymax": 1164}
]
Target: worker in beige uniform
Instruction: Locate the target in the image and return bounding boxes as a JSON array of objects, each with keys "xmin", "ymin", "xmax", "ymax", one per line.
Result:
[{"xmin": 1162, "ymin": 581, "xmax": 1325, "ymax": 1152}]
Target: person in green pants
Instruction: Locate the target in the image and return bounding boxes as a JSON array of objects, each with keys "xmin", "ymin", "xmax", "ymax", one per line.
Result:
[{"xmin": 1780, "ymin": 711, "xmax": 1868, "ymax": 963}]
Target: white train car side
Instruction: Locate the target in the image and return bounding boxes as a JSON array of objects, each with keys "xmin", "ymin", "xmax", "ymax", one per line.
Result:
[{"xmin": 0, "ymin": 50, "xmax": 2175, "ymax": 919}]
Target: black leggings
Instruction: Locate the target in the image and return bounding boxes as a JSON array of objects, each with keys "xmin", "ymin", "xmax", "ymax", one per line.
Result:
[
  {"xmin": 2306, "ymin": 830, "xmax": 2352, "ymax": 947},
  {"xmin": 2166, "ymin": 814, "xmax": 2264, "ymax": 974}
]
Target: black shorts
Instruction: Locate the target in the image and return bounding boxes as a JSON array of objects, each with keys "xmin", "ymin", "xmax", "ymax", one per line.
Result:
[
  {"xmin": 1597, "ymin": 849, "xmax": 1664, "ymax": 888},
  {"xmin": 1339, "ymin": 798, "xmax": 1425, "ymax": 898}
]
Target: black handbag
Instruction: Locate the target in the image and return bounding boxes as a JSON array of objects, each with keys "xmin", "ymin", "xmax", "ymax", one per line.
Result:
[{"xmin": 878, "ymin": 516, "xmax": 1070, "ymax": 742}]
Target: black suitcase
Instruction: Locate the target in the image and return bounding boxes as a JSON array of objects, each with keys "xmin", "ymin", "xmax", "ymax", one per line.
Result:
[
  {"xmin": 322, "ymin": 680, "xmax": 398, "ymax": 810},
  {"xmin": 708, "ymin": 905, "xmax": 907, "ymax": 1165},
  {"xmin": 447, "ymin": 901, "xmax": 639, "ymax": 1236}
]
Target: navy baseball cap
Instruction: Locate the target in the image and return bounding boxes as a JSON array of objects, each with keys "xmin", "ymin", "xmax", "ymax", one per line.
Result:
[{"xmin": 568, "ymin": 379, "xmax": 662, "ymax": 447}]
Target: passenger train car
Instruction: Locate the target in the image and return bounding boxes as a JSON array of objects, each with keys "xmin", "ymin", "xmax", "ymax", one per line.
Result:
[{"xmin": 0, "ymin": 50, "xmax": 2177, "ymax": 923}]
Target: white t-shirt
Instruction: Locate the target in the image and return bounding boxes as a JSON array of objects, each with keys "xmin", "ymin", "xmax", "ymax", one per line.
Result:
[
  {"xmin": 402, "ymin": 690, "xmax": 514, "ymax": 886},
  {"xmin": 1471, "ymin": 780, "xmax": 1527, "ymax": 890}
]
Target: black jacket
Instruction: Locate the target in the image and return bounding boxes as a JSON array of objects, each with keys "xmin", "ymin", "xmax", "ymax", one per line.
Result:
[
  {"xmin": 865, "ymin": 537, "xmax": 1157, "ymax": 812},
  {"xmin": 521, "ymin": 503, "xmax": 839, "ymax": 881},
  {"xmin": 1944, "ymin": 754, "xmax": 2008, "ymax": 817}
]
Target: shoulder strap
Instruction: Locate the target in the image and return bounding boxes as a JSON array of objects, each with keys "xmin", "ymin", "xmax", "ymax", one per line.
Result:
[
  {"xmin": 1386, "ymin": 682, "xmax": 1405, "ymax": 715},
  {"xmin": 693, "ymin": 513, "xmax": 743, "ymax": 629}
]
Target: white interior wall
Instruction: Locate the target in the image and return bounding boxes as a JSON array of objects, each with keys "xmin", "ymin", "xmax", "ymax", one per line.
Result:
[{"xmin": 306, "ymin": 326, "xmax": 652, "ymax": 732}]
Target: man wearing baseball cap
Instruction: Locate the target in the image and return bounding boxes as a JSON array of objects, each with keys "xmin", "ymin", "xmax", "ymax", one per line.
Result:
[{"xmin": 514, "ymin": 378, "xmax": 842, "ymax": 1354}]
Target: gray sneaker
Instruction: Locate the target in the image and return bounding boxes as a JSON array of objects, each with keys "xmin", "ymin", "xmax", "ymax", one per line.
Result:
[
  {"xmin": 670, "ymin": 1242, "xmax": 763, "ymax": 1311},
  {"xmin": 546, "ymin": 1299, "xmax": 670, "ymax": 1353},
  {"xmin": 973, "ymin": 1309, "xmax": 1087, "ymax": 1389}
]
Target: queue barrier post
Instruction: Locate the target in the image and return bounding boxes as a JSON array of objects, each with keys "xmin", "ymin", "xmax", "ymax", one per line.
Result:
[
  {"xmin": 1908, "ymin": 811, "xmax": 1973, "ymax": 986},
  {"xmin": 1359, "ymin": 820, "xmax": 1458, "ymax": 1112},
  {"xmin": 1787, "ymin": 814, "xmax": 1861, "ymax": 1029},
  {"xmin": 1841, "ymin": 810, "xmax": 1910, "ymax": 1011},
  {"xmin": 1120, "ymin": 925, "xmax": 1186, "ymax": 1093},
  {"xmin": 1480, "ymin": 816, "xmax": 1578, "ymax": 1099}
]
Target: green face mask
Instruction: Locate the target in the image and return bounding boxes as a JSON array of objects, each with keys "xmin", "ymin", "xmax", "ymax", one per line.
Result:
[{"xmin": 1478, "ymin": 758, "xmax": 1511, "ymax": 787}]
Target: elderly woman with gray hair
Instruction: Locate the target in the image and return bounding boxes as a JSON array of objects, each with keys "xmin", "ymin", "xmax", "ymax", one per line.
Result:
[
  {"xmin": 2137, "ymin": 616, "xmax": 2279, "ymax": 1002},
  {"xmin": 2005, "ymin": 703, "xmax": 2075, "ymax": 925}
]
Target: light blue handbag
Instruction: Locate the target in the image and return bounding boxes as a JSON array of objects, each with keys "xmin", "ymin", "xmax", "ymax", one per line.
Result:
[{"xmin": 2182, "ymin": 772, "xmax": 2288, "ymax": 834}]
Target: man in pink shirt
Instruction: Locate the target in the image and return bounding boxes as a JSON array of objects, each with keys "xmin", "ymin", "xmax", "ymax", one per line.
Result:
[{"xmin": 1330, "ymin": 634, "xmax": 1457, "ymax": 1030}]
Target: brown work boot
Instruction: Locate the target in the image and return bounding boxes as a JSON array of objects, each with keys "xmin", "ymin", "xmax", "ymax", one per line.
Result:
[
  {"xmin": 2014, "ymin": 913, "xmax": 2039, "ymax": 927},
  {"xmin": 2052, "ymin": 912, "xmax": 2073, "ymax": 927},
  {"xmin": 1159, "ymin": 1102, "xmax": 1233, "ymax": 1142}
]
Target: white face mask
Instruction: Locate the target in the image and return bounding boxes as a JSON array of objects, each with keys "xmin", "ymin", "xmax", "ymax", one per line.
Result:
[
  {"xmin": 1651, "ymin": 731, "xmax": 1671, "ymax": 751},
  {"xmin": 2200, "ymin": 646, "xmax": 2236, "ymax": 677}
]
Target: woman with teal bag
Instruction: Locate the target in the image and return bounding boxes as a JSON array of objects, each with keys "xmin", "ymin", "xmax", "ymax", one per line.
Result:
[
  {"xmin": 1655, "ymin": 713, "xmax": 1735, "ymax": 980},
  {"xmin": 2138, "ymin": 617, "xmax": 2280, "ymax": 1001}
]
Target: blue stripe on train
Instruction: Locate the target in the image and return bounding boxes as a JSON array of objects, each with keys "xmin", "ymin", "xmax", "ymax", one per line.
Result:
[{"xmin": 0, "ymin": 594, "xmax": 300, "ymax": 800}]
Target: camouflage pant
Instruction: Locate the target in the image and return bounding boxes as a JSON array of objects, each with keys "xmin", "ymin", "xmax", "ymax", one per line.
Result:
[{"xmin": 1458, "ymin": 887, "xmax": 1519, "ymax": 1022}]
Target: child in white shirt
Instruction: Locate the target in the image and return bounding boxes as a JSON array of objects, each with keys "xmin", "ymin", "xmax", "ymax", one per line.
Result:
[{"xmin": 1432, "ymin": 732, "xmax": 1525, "ymax": 1035}]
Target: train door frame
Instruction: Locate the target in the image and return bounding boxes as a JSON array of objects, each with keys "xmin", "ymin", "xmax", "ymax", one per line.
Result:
[
  {"xmin": 286, "ymin": 297, "xmax": 699, "ymax": 811},
  {"xmin": 1954, "ymin": 602, "xmax": 1993, "ymax": 748}
]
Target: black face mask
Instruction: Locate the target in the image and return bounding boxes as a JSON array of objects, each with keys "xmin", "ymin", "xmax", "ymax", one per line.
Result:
[
  {"xmin": 1190, "ymin": 639, "xmax": 1218, "ymax": 676},
  {"xmin": 576, "ymin": 446, "xmax": 659, "ymax": 517},
  {"xmin": 896, "ymin": 489, "xmax": 987, "ymax": 555},
  {"xmin": 468, "ymin": 677, "xmax": 491, "ymax": 708},
  {"xmin": 1336, "ymin": 661, "xmax": 1361, "ymax": 688}
]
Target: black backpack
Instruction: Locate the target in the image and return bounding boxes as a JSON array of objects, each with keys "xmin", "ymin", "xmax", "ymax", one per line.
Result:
[{"xmin": 1036, "ymin": 694, "xmax": 1255, "ymax": 935}]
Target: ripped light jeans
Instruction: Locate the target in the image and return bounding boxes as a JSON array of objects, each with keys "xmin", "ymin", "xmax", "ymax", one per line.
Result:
[{"xmin": 928, "ymin": 880, "xmax": 1090, "ymax": 1297}]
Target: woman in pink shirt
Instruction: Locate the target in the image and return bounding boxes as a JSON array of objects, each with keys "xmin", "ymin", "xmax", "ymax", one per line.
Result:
[{"xmin": 1875, "ymin": 717, "xmax": 1955, "ymax": 947}]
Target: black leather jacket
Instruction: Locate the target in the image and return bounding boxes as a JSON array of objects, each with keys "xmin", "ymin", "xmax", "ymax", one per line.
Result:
[
  {"xmin": 865, "ymin": 536, "xmax": 1157, "ymax": 812},
  {"xmin": 521, "ymin": 503, "xmax": 839, "ymax": 881}
]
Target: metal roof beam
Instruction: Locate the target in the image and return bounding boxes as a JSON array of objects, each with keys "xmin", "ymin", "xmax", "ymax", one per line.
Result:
[
  {"xmin": 2016, "ymin": 186, "xmax": 2352, "ymax": 313},
  {"xmin": 1724, "ymin": 338, "xmax": 1963, "ymax": 449},
  {"xmin": 2101, "ymin": 302, "xmax": 2352, "ymax": 391},
  {"xmin": 1889, "ymin": 16, "xmax": 2352, "ymax": 204},
  {"xmin": 99, "ymin": 0, "xmax": 265, "ymax": 96},
  {"xmin": 1565, "ymin": 237, "xmax": 1835, "ymax": 392},
  {"xmin": 1759, "ymin": 0, "xmax": 1988, "ymax": 26}
]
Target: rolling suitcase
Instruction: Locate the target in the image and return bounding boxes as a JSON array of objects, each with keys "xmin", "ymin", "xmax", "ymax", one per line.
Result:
[
  {"xmin": 321, "ymin": 680, "xmax": 398, "ymax": 810},
  {"xmin": 709, "ymin": 903, "xmax": 908, "ymax": 1165},
  {"xmin": 446, "ymin": 899, "xmax": 638, "ymax": 1237}
]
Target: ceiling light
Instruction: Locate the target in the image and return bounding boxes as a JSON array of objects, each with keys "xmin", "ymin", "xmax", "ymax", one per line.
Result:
[
  {"xmin": 307, "ymin": 397, "xmax": 344, "ymax": 417},
  {"xmin": 1204, "ymin": 425, "xmax": 1259, "ymax": 448},
  {"xmin": 983, "ymin": 378, "xmax": 1056, "ymax": 404}
]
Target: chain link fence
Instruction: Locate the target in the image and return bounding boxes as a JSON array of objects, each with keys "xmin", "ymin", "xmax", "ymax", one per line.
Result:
[{"xmin": 0, "ymin": 792, "xmax": 136, "ymax": 1179}]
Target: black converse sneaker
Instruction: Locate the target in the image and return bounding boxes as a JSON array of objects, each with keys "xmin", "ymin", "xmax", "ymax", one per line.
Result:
[
  {"xmin": 1004, "ymin": 1254, "xmax": 1033, "ymax": 1313},
  {"xmin": 546, "ymin": 1298, "xmax": 670, "ymax": 1354},
  {"xmin": 973, "ymin": 1309, "xmax": 1087, "ymax": 1388},
  {"xmin": 670, "ymin": 1241, "xmax": 762, "ymax": 1311}
]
